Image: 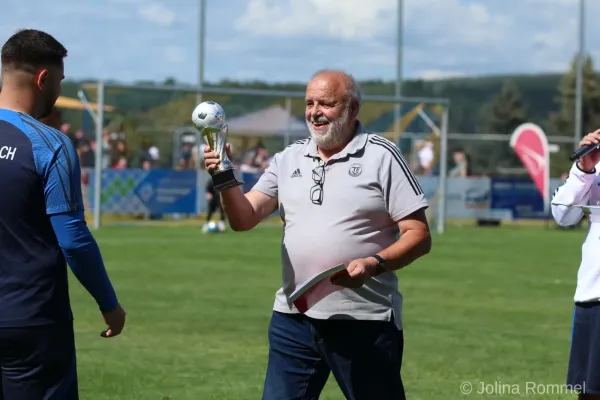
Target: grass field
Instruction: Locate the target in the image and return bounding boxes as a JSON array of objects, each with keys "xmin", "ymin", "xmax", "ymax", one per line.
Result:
[{"xmin": 70, "ymin": 222, "xmax": 589, "ymax": 399}]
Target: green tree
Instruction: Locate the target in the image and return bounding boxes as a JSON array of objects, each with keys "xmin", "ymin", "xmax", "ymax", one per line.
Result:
[
  {"xmin": 550, "ymin": 54, "xmax": 600, "ymax": 137},
  {"xmin": 473, "ymin": 79, "xmax": 527, "ymax": 175}
]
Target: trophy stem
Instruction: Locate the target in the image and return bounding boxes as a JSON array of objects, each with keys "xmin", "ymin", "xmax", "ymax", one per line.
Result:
[{"xmin": 202, "ymin": 127, "xmax": 216, "ymax": 150}]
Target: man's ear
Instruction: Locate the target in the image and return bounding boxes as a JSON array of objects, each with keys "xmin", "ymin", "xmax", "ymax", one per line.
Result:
[
  {"xmin": 34, "ymin": 68, "xmax": 49, "ymax": 91},
  {"xmin": 351, "ymin": 100, "xmax": 360, "ymax": 118}
]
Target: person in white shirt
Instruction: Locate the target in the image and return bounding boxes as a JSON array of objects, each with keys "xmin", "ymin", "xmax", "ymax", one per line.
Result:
[
  {"xmin": 415, "ymin": 139, "xmax": 434, "ymax": 175},
  {"xmin": 551, "ymin": 129, "xmax": 600, "ymax": 400}
]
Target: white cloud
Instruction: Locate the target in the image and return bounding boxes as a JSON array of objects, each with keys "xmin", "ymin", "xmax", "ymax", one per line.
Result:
[
  {"xmin": 137, "ymin": 3, "xmax": 176, "ymax": 27},
  {"xmin": 107, "ymin": 0, "xmax": 143, "ymax": 3},
  {"xmin": 235, "ymin": 0, "xmax": 396, "ymax": 40},
  {"xmin": 234, "ymin": 0, "xmax": 511, "ymax": 45},
  {"xmin": 164, "ymin": 46, "xmax": 186, "ymax": 64},
  {"xmin": 418, "ymin": 70, "xmax": 467, "ymax": 81},
  {"xmin": 230, "ymin": 0, "xmax": 599, "ymax": 81}
]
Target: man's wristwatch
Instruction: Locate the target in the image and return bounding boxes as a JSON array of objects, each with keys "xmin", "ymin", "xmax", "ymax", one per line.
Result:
[{"xmin": 370, "ymin": 255, "xmax": 387, "ymax": 275}]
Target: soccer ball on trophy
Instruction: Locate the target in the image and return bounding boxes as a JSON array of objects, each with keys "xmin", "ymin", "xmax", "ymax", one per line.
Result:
[
  {"xmin": 191, "ymin": 101, "xmax": 243, "ymax": 192},
  {"xmin": 192, "ymin": 101, "xmax": 225, "ymax": 131}
]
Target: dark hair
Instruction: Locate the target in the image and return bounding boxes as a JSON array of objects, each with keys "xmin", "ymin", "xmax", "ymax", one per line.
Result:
[{"xmin": 1, "ymin": 29, "xmax": 67, "ymax": 72}]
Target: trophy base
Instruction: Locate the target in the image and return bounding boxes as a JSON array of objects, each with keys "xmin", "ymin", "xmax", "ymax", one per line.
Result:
[{"xmin": 212, "ymin": 168, "xmax": 244, "ymax": 192}]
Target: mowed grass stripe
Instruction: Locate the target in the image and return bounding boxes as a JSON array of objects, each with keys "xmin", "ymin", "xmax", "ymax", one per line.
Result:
[{"xmin": 67, "ymin": 224, "xmax": 586, "ymax": 399}]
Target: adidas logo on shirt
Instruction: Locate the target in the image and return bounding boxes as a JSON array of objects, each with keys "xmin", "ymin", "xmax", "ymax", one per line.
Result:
[{"xmin": 290, "ymin": 168, "xmax": 302, "ymax": 178}]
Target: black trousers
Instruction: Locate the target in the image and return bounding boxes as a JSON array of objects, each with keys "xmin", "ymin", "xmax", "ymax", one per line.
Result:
[{"xmin": 207, "ymin": 198, "xmax": 225, "ymax": 222}]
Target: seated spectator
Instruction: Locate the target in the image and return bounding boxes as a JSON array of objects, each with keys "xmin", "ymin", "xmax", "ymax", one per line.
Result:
[
  {"xmin": 113, "ymin": 156, "xmax": 127, "ymax": 169},
  {"xmin": 449, "ymin": 149, "xmax": 471, "ymax": 177},
  {"xmin": 110, "ymin": 140, "xmax": 127, "ymax": 168}
]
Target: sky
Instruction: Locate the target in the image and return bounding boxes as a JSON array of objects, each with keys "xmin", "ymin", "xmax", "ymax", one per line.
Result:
[{"xmin": 0, "ymin": 0, "xmax": 598, "ymax": 84}]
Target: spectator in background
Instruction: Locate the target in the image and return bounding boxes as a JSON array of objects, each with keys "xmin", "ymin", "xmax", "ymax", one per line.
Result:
[
  {"xmin": 238, "ymin": 142, "xmax": 271, "ymax": 174},
  {"xmin": 79, "ymin": 140, "xmax": 94, "ymax": 168},
  {"xmin": 72, "ymin": 129, "xmax": 89, "ymax": 161},
  {"xmin": 414, "ymin": 139, "xmax": 434, "ymax": 176},
  {"xmin": 148, "ymin": 143, "xmax": 160, "ymax": 165},
  {"xmin": 79, "ymin": 140, "xmax": 95, "ymax": 213},
  {"xmin": 109, "ymin": 122, "xmax": 126, "ymax": 142},
  {"xmin": 177, "ymin": 142, "xmax": 195, "ymax": 170},
  {"xmin": 203, "ymin": 179, "xmax": 226, "ymax": 233},
  {"xmin": 113, "ymin": 156, "xmax": 127, "ymax": 169},
  {"xmin": 240, "ymin": 153, "xmax": 261, "ymax": 174},
  {"xmin": 72, "ymin": 129, "xmax": 86, "ymax": 149},
  {"xmin": 449, "ymin": 149, "xmax": 470, "ymax": 177},
  {"xmin": 111, "ymin": 140, "xmax": 127, "ymax": 168},
  {"xmin": 138, "ymin": 139, "xmax": 160, "ymax": 169},
  {"xmin": 139, "ymin": 139, "xmax": 153, "ymax": 168},
  {"xmin": 59, "ymin": 122, "xmax": 72, "ymax": 141},
  {"xmin": 101, "ymin": 128, "xmax": 112, "ymax": 168},
  {"xmin": 252, "ymin": 142, "xmax": 270, "ymax": 171}
]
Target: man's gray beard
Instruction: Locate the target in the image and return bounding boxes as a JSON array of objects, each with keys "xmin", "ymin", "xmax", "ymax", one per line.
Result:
[{"xmin": 307, "ymin": 107, "xmax": 354, "ymax": 151}]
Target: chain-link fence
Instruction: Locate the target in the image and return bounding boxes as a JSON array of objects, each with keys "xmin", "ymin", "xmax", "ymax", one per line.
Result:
[
  {"xmin": 444, "ymin": 133, "xmax": 575, "ymax": 178},
  {"xmin": 79, "ymin": 85, "xmax": 445, "ymax": 167},
  {"xmin": 58, "ymin": 82, "xmax": 578, "ymax": 231},
  {"xmin": 71, "ymin": 82, "xmax": 450, "ymax": 230}
]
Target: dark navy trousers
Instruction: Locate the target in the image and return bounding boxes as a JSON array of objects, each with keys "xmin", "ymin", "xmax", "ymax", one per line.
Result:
[
  {"xmin": 567, "ymin": 302, "xmax": 600, "ymax": 395},
  {"xmin": 0, "ymin": 322, "xmax": 78, "ymax": 400},
  {"xmin": 262, "ymin": 310, "xmax": 406, "ymax": 400}
]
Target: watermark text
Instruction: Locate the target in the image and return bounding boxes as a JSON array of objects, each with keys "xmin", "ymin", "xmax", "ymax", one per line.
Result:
[{"xmin": 459, "ymin": 380, "xmax": 584, "ymax": 396}]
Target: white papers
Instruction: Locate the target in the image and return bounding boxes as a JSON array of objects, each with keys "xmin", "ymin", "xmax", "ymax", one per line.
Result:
[
  {"xmin": 574, "ymin": 205, "xmax": 600, "ymax": 215},
  {"xmin": 553, "ymin": 203, "xmax": 600, "ymax": 214},
  {"xmin": 288, "ymin": 264, "xmax": 347, "ymax": 304}
]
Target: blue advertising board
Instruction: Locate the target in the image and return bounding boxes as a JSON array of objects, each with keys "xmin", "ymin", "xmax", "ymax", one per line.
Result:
[
  {"xmin": 85, "ymin": 169, "xmax": 565, "ymax": 221},
  {"xmin": 241, "ymin": 172, "xmax": 261, "ymax": 193},
  {"xmin": 88, "ymin": 169, "xmax": 199, "ymax": 214},
  {"xmin": 490, "ymin": 177, "xmax": 562, "ymax": 220},
  {"xmin": 240, "ymin": 171, "xmax": 281, "ymax": 217}
]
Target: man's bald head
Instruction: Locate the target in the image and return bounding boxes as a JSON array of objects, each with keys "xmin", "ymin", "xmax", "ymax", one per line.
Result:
[
  {"xmin": 309, "ymin": 69, "xmax": 362, "ymax": 111},
  {"xmin": 305, "ymin": 70, "xmax": 362, "ymax": 152}
]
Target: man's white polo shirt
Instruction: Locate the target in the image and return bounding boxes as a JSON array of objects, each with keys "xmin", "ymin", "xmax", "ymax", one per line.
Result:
[{"xmin": 252, "ymin": 122, "xmax": 429, "ymax": 329}]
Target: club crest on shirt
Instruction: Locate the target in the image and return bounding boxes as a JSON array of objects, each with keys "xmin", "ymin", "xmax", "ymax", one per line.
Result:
[{"xmin": 348, "ymin": 163, "xmax": 363, "ymax": 177}]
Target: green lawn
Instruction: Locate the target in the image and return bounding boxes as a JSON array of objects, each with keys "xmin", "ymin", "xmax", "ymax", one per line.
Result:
[{"xmin": 70, "ymin": 223, "xmax": 588, "ymax": 399}]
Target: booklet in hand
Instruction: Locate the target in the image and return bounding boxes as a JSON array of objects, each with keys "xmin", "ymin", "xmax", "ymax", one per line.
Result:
[
  {"xmin": 563, "ymin": 204, "xmax": 600, "ymax": 215},
  {"xmin": 289, "ymin": 264, "xmax": 349, "ymax": 313}
]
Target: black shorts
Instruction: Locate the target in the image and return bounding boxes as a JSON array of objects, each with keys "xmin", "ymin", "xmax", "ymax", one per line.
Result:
[
  {"xmin": 0, "ymin": 322, "xmax": 78, "ymax": 399},
  {"xmin": 567, "ymin": 302, "xmax": 600, "ymax": 395}
]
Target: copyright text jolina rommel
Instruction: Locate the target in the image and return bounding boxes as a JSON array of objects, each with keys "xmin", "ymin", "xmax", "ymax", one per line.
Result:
[{"xmin": 459, "ymin": 380, "xmax": 584, "ymax": 396}]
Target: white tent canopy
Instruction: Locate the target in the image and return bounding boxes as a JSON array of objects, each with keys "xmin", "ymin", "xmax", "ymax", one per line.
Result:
[{"xmin": 226, "ymin": 105, "xmax": 310, "ymax": 138}]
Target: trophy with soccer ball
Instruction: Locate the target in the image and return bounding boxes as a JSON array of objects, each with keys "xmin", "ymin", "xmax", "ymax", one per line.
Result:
[{"xmin": 192, "ymin": 101, "xmax": 243, "ymax": 192}]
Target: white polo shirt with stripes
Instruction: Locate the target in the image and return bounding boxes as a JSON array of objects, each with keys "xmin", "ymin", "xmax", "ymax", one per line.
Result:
[{"xmin": 252, "ymin": 122, "xmax": 429, "ymax": 329}]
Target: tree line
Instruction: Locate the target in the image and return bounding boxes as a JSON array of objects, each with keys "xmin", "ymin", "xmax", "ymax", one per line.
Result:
[
  {"xmin": 473, "ymin": 53, "xmax": 600, "ymax": 177},
  {"xmin": 56, "ymin": 52, "xmax": 599, "ymax": 176}
]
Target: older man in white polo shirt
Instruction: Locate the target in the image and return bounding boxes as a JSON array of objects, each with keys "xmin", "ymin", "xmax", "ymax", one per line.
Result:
[{"xmin": 204, "ymin": 69, "xmax": 432, "ymax": 400}]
